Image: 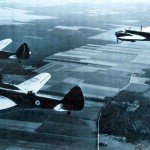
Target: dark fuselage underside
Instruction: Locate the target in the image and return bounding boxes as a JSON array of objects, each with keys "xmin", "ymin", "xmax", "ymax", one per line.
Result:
[
  {"xmin": 0, "ymin": 51, "xmax": 15, "ymax": 59},
  {"xmin": 0, "ymin": 85, "xmax": 61, "ymax": 109}
]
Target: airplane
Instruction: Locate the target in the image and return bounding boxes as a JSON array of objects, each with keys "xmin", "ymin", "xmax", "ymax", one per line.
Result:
[
  {"xmin": 115, "ymin": 26, "xmax": 150, "ymax": 43},
  {"xmin": 0, "ymin": 39, "xmax": 30, "ymax": 59},
  {"xmin": 0, "ymin": 73, "xmax": 84, "ymax": 115}
]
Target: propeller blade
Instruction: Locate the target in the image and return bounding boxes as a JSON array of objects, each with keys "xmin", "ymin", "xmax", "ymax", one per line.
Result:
[{"xmin": 117, "ymin": 37, "xmax": 118, "ymax": 44}]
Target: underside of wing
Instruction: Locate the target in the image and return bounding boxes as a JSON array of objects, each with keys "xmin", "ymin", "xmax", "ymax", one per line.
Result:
[
  {"xmin": 119, "ymin": 35, "xmax": 146, "ymax": 40},
  {"xmin": 0, "ymin": 39, "xmax": 12, "ymax": 51},
  {"xmin": 16, "ymin": 73, "xmax": 51, "ymax": 93},
  {"xmin": 0, "ymin": 96, "xmax": 17, "ymax": 110}
]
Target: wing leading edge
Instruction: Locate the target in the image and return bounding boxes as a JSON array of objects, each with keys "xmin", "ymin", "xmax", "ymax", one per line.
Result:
[
  {"xmin": 0, "ymin": 39, "xmax": 12, "ymax": 51},
  {"xmin": 16, "ymin": 73, "xmax": 51, "ymax": 93}
]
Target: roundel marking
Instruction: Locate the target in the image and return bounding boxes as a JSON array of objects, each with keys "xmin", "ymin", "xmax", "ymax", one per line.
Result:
[{"xmin": 35, "ymin": 100, "xmax": 40, "ymax": 106}]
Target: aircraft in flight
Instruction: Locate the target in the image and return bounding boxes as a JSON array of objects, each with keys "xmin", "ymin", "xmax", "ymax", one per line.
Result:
[
  {"xmin": 0, "ymin": 39, "xmax": 30, "ymax": 59},
  {"xmin": 0, "ymin": 73, "xmax": 84, "ymax": 115},
  {"xmin": 115, "ymin": 26, "xmax": 150, "ymax": 43}
]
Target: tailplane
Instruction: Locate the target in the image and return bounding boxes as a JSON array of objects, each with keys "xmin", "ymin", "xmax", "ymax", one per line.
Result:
[
  {"xmin": 54, "ymin": 86, "xmax": 84, "ymax": 113},
  {"xmin": 16, "ymin": 43, "xmax": 30, "ymax": 59}
]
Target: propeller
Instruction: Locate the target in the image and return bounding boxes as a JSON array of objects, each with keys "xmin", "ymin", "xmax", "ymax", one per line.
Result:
[
  {"xmin": 141, "ymin": 25, "xmax": 142, "ymax": 32},
  {"xmin": 115, "ymin": 32, "xmax": 119, "ymax": 44},
  {"xmin": 116, "ymin": 36, "xmax": 119, "ymax": 44}
]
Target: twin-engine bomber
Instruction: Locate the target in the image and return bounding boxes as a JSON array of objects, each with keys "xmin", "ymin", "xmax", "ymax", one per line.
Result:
[
  {"xmin": 115, "ymin": 26, "xmax": 150, "ymax": 43},
  {"xmin": 0, "ymin": 73, "xmax": 84, "ymax": 115}
]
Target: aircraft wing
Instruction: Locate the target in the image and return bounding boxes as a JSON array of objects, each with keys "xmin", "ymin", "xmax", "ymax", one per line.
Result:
[
  {"xmin": 0, "ymin": 39, "xmax": 12, "ymax": 51},
  {"xmin": 0, "ymin": 96, "xmax": 17, "ymax": 110},
  {"xmin": 118, "ymin": 35, "xmax": 146, "ymax": 40},
  {"xmin": 16, "ymin": 73, "xmax": 51, "ymax": 94}
]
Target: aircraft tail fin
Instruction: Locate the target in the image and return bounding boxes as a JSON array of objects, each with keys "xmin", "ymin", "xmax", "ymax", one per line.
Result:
[
  {"xmin": 54, "ymin": 86, "xmax": 84, "ymax": 112},
  {"xmin": 16, "ymin": 43, "xmax": 30, "ymax": 59}
]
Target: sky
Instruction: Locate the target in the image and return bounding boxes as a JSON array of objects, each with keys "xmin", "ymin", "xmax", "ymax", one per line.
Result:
[{"xmin": 1, "ymin": 0, "xmax": 150, "ymax": 6}]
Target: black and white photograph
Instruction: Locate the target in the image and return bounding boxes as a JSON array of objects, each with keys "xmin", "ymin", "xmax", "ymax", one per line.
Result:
[{"xmin": 0, "ymin": 0, "xmax": 149, "ymax": 149}]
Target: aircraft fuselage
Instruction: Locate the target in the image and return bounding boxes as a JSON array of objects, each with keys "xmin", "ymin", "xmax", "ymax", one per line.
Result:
[
  {"xmin": 126, "ymin": 30, "xmax": 150, "ymax": 38},
  {"xmin": 0, "ymin": 51, "xmax": 15, "ymax": 59},
  {"xmin": 0, "ymin": 83, "xmax": 61, "ymax": 109},
  {"xmin": 0, "ymin": 83, "xmax": 84, "ymax": 111},
  {"xmin": 115, "ymin": 29, "xmax": 150, "ymax": 42}
]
